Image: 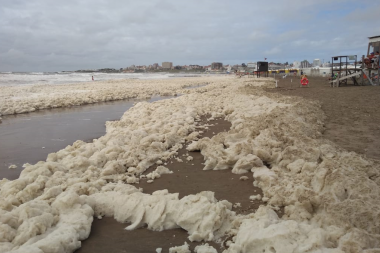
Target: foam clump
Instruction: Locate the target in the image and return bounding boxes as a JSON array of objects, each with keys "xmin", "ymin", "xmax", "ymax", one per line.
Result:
[
  {"xmin": 249, "ymin": 194, "xmax": 261, "ymax": 201},
  {"xmin": 169, "ymin": 242, "xmax": 191, "ymax": 253},
  {"xmin": 194, "ymin": 243, "xmax": 217, "ymax": 253},
  {"xmin": 86, "ymin": 188, "xmax": 234, "ymax": 241},
  {"xmin": 226, "ymin": 206, "xmax": 345, "ymax": 253},
  {"xmin": 145, "ymin": 166, "xmax": 173, "ymax": 181},
  {"xmin": 8, "ymin": 164, "xmax": 17, "ymax": 169}
]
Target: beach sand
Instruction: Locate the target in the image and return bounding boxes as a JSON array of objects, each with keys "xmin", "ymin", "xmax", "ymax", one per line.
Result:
[
  {"xmin": 265, "ymin": 76, "xmax": 380, "ymax": 160},
  {"xmin": 77, "ymin": 76, "xmax": 379, "ymax": 252},
  {"xmin": 1, "ymin": 76, "xmax": 380, "ymax": 253},
  {"xmin": 76, "ymin": 117, "xmax": 265, "ymax": 253}
]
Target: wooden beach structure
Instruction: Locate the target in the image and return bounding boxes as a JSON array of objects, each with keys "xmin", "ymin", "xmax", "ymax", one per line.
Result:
[{"xmin": 330, "ymin": 35, "xmax": 380, "ymax": 87}]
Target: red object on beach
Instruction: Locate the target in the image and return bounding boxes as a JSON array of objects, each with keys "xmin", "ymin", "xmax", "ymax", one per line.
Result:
[{"xmin": 301, "ymin": 78, "xmax": 309, "ymax": 86}]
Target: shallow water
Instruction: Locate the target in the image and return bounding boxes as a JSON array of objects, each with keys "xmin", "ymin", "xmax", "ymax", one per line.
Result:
[{"xmin": 0, "ymin": 96, "xmax": 175, "ymax": 180}]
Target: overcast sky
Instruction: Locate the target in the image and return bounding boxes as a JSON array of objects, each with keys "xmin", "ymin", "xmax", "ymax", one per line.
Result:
[{"xmin": 0, "ymin": 0, "xmax": 379, "ymax": 72}]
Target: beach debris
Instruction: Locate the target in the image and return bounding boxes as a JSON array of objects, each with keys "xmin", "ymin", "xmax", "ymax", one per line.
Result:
[{"xmin": 8, "ymin": 164, "xmax": 17, "ymax": 169}]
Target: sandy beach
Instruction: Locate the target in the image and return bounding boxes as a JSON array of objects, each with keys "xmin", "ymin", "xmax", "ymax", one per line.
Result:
[
  {"xmin": 1, "ymin": 76, "xmax": 380, "ymax": 253},
  {"xmin": 265, "ymin": 76, "xmax": 380, "ymax": 160}
]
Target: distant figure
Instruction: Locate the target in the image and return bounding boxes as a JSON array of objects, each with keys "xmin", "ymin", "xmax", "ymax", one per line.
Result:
[
  {"xmin": 92, "ymin": 76, "xmax": 94, "ymax": 81},
  {"xmin": 300, "ymin": 70, "xmax": 304, "ymax": 76}
]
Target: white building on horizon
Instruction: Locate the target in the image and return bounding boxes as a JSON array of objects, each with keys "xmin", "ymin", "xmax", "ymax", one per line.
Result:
[
  {"xmin": 313, "ymin": 59, "xmax": 321, "ymax": 67},
  {"xmin": 323, "ymin": 62, "xmax": 331, "ymax": 67},
  {"xmin": 293, "ymin": 61, "xmax": 301, "ymax": 68},
  {"xmin": 162, "ymin": 62, "xmax": 173, "ymax": 69},
  {"xmin": 247, "ymin": 62, "xmax": 256, "ymax": 68}
]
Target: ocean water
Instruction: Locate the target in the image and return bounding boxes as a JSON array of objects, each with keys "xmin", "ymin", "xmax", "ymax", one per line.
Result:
[
  {"xmin": 0, "ymin": 72, "xmax": 203, "ymax": 87},
  {"xmin": 0, "ymin": 95, "xmax": 175, "ymax": 180}
]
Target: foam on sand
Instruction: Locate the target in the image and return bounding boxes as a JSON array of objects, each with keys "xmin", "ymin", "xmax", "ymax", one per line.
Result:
[
  {"xmin": 0, "ymin": 76, "xmax": 222, "ymax": 116},
  {"xmin": 0, "ymin": 76, "xmax": 380, "ymax": 252}
]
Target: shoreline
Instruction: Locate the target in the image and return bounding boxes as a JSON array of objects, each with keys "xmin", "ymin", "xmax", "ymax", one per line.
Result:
[
  {"xmin": 0, "ymin": 96, "xmax": 175, "ymax": 180},
  {"xmin": 0, "ymin": 76, "xmax": 227, "ymax": 116}
]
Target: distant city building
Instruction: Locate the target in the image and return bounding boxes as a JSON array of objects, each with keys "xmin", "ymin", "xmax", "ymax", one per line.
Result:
[
  {"xmin": 300, "ymin": 60, "xmax": 312, "ymax": 68},
  {"xmin": 268, "ymin": 64, "xmax": 284, "ymax": 70},
  {"xmin": 293, "ymin": 61, "xmax": 301, "ymax": 68},
  {"xmin": 135, "ymin": 65, "xmax": 146, "ymax": 70},
  {"xmin": 313, "ymin": 59, "xmax": 321, "ymax": 67},
  {"xmin": 322, "ymin": 62, "xmax": 331, "ymax": 67},
  {"xmin": 211, "ymin": 62, "xmax": 223, "ymax": 70},
  {"xmin": 247, "ymin": 62, "xmax": 257, "ymax": 68},
  {"xmin": 188, "ymin": 65, "xmax": 202, "ymax": 70},
  {"xmin": 152, "ymin": 63, "xmax": 159, "ymax": 69},
  {"xmin": 162, "ymin": 62, "xmax": 173, "ymax": 69}
]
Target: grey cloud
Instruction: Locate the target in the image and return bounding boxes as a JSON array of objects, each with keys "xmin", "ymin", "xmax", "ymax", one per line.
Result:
[{"xmin": 0, "ymin": 0, "xmax": 378, "ymax": 71}]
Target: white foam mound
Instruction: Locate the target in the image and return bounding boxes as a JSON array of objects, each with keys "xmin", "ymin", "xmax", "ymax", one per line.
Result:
[
  {"xmin": 145, "ymin": 166, "xmax": 173, "ymax": 181},
  {"xmin": 226, "ymin": 206, "xmax": 345, "ymax": 253},
  {"xmin": 1, "ymin": 76, "xmax": 380, "ymax": 252},
  {"xmin": 194, "ymin": 243, "xmax": 218, "ymax": 253},
  {"xmin": 87, "ymin": 188, "xmax": 233, "ymax": 241},
  {"xmin": 169, "ymin": 242, "xmax": 191, "ymax": 253}
]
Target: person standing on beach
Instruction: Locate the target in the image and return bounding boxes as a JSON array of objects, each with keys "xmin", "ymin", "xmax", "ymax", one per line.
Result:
[{"xmin": 92, "ymin": 76, "xmax": 94, "ymax": 81}]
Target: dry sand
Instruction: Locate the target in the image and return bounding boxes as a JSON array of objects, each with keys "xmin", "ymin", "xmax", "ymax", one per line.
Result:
[{"xmin": 265, "ymin": 76, "xmax": 380, "ymax": 159}]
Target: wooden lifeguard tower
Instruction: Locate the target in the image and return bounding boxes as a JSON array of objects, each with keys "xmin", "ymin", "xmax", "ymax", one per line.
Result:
[{"xmin": 330, "ymin": 36, "xmax": 380, "ymax": 87}]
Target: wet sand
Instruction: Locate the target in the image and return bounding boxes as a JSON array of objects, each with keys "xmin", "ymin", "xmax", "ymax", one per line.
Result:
[
  {"xmin": 265, "ymin": 76, "xmax": 380, "ymax": 160},
  {"xmin": 76, "ymin": 118, "xmax": 265, "ymax": 253},
  {"xmin": 0, "ymin": 96, "xmax": 174, "ymax": 180}
]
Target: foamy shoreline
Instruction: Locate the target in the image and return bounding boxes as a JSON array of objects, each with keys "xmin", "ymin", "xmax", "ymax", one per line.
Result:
[
  {"xmin": 0, "ymin": 76, "xmax": 379, "ymax": 252},
  {"xmin": 0, "ymin": 76, "xmax": 225, "ymax": 116}
]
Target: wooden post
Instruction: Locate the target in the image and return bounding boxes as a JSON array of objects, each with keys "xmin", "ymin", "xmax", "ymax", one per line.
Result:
[
  {"xmin": 362, "ymin": 55, "xmax": 365, "ymax": 85},
  {"xmin": 378, "ymin": 56, "xmax": 380, "ymax": 86}
]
